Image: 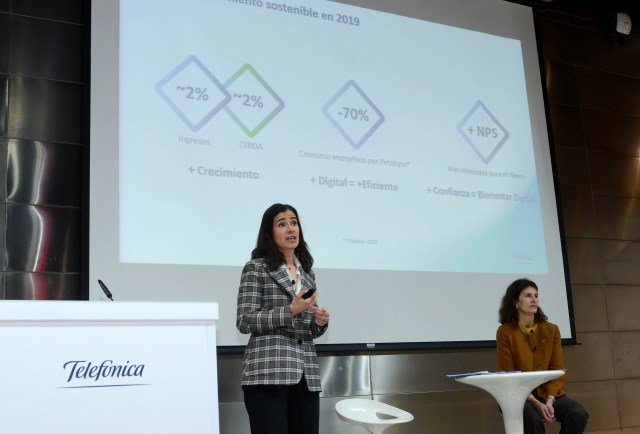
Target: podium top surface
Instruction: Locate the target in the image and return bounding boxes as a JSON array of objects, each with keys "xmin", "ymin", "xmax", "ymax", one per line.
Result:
[{"xmin": 0, "ymin": 300, "xmax": 219, "ymax": 322}]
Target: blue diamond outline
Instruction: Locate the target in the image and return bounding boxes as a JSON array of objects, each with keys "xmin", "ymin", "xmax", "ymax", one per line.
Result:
[
  {"xmin": 457, "ymin": 100, "xmax": 509, "ymax": 164},
  {"xmin": 155, "ymin": 55, "xmax": 232, "ymax": 132},
  {"xmin": 322, "ymin": 80, "xmax": 385, "ymax": 150}
]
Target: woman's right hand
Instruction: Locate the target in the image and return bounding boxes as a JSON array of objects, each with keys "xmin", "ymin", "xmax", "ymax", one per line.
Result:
[
  {"xmin": 533, "ymin": 399, "xmax": 555, "ymax": 423},
  {"xmin": 290, "ymin": 290, "xmax": 318, "ymax": 316}
]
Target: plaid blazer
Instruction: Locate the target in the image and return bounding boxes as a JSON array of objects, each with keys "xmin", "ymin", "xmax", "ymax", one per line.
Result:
[{"xmin": 236, "ymin": 258, "xmax": 327, "ymax": 391}]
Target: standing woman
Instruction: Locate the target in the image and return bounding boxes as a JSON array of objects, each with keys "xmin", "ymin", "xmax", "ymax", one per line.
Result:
[
  {"xmin": 497, "ymin": 278, "xmax": 588, "ymax": 434},
  {"xmin": 236, "ymin": 203, "xmax": 330, "ymax": 434}
]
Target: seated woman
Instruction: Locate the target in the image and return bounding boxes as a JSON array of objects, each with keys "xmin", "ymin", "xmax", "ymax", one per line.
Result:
[{"xmin": 497, "ymin": 278, "xmax": 588, "ymax": 434}]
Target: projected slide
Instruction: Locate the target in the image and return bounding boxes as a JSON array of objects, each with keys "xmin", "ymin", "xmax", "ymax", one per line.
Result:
[{"xmin": 119, "ymin": 0, "xmax": 546, "ymax": 274}]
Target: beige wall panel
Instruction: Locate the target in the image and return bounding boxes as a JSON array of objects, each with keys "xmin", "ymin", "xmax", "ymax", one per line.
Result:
[
  {"xmin": 370, "ymin": 350, "xmax": 496, "ymax": 395},
  {"xmin": 601, "ymin": 240, "xmax": 640, "ymax": 285},
  {"xmin": 563, "ymin": 380, "xmax": 620, "ymax": 432},
  {"xmin": 617, "ymin": 378, "xmax": 640, "ymax": 428},
  {"xmin": 611, "ymin": 331, "xmax": 640, "ymax": 379},
  {"xmin": 606, "ymin": 285, "xmax": 640, "ymax": 331},
  {"xmin": 622, "ymin": 428, "xmax": 640, "ymax": 434},
  {"xmin": 595, "ymin": 196, "xmax": 640, "ymax": 241},
  {"xmin": 571, "ymin": 284, "xmax": 609, "ymax": 332},
  {"xmin": 561, "ymin": 192, "xmax": 596, "ymax": 238},
  {"xmin": 590, "ymin": 151, "xmax": 640, "ymax": 198},
  {"xmin": 378, "ymin": 389, "xmax": 505, "ymax": 434},
  {"xmin": 566, "ymin": 238, "xmax": 603, "ymax": 284},
  {"xmin": 587, "ymin": 430, "xmax": 622, "ymax": 434},
  {"xmin": 564, "ymin": 332, "xmax": 614, "ymax": 381}
]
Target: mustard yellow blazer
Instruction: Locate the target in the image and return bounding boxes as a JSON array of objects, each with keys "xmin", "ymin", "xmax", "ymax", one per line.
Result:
[{"xmin": 496, "ymin": 321, "xmax": 565, "ymax": 398}]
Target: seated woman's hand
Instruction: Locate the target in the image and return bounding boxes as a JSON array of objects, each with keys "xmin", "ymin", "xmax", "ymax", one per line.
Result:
[{"xmin": 534, "ymin": 399, "xmax": 555, "ymax": 424}]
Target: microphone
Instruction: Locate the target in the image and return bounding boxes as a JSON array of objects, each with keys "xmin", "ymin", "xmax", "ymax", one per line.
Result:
[{"xmin": 98, "ymin": 279, "xmax": 114, "ymax": 301}]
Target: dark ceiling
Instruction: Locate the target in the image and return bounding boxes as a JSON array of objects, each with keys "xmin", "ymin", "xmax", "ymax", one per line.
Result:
[{"xmin": 510, "ymin": 0, "xmax": 639, "ymax": 35}]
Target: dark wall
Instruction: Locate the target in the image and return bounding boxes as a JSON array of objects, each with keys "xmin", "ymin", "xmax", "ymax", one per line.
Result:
[{"xmin": 0, "ymin": 0, "xmax": 86, "ymax": 299}]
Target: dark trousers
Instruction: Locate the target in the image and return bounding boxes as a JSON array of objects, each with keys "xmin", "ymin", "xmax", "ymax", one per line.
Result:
[
  {"xmin": 243, "ymin": 376, "xmax": 320, "ymax": 434},
  {"xmin": 523, "ymin": 395, "xmax": 589, "ymax": 434}
]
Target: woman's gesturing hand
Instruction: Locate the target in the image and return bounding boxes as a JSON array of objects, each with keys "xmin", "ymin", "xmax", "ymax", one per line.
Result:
[{"xmin": 290, "ymin": 291, "xmax": 318, "ymax": 316}]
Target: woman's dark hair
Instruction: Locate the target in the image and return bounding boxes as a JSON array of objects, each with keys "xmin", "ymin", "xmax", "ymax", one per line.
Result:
[
  {"xmin": 251, "ymin": 203, "xmax": 314, "ymax": 272},
  {"xmin": 498, "ymin": 278, "xmax": 548, "ymax": 325}
]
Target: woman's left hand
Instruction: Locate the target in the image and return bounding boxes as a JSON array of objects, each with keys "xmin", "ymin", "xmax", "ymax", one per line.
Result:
[
  {"xmin": 313, "ymin": 306, "xmax": 330, "ymax": 327},
  {"xmin": 545, "ymin": 399, "xmax": 555, "ymax": 420}
]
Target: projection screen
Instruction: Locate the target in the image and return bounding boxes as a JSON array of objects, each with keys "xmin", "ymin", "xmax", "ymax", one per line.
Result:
[{"xmin": 89, "ymin": 0, "xmax": 574, "ymax": 349}]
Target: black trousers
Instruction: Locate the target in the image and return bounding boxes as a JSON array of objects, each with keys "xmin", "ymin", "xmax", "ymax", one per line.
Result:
[
  {"xmin": 523, "ymin": 395, "xmax": 589, "ymax": 434},
  {"xmin": 243, "ymin": 376, "xmax": 320, "ymax": 434}
]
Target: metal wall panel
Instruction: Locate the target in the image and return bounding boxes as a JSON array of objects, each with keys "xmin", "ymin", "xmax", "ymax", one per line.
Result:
[
  {"xmin": 320, "ymin": 355, "xmax": 371, "ymax": 398},
  {"xmin": 0, "ymin": 204, "xmax": 5, "ymax": 272},
  {"xmin": 219, "ymin": 402, "xmax": 251, "ymax": 434},
  {"xmin": 545, "ymin": 61, "xmax": 580, "ymax": 106},
  {"xmin": 370, "ymin": 350, "xmax": 496, "ymax": 395},
  {"xmin": 0, "ymin": 13, "xmax": 8, "ymax": 75},
  {"xmin": 218, "ymin": 353, "xmax": 371, "ymax": 403},
  {"xmin": 536, "ymin": 17, "xmax": 574, "ymax": 64},
  {"xmin": 0, "ymin": 138, "xmax": 6, "ymax": 201},
  {"xmin": 590, "ymin": 151, "xmax": 640, "ymax": 198},
  {"xmin": 7, "ymin": 139, "xmax": 82, "ymax": 206},
  {"xmin": 577, "ymin": 67, "xmax": 640, "ymax": 116},
  {"xmin": 217, "ymin": 354, "xmax": 244, "ymax": 403},
  {"xmin": 7, "ymin": 76, "xmax": 83, "ymax": 144},
  {"xmin": 560, "ymin": 192, "xmax": 596, "ymax": 238},
  {"xmin": 553, "ymin": 147, "xmax": 591, "ymax": 193},
  {"xmin": 548, "ymin": 103, "xmax": 585, "ymax": 149},
  {"xmin": 0, "ymin": 75, "xmax": 7, "ymax": 137},
  {"xmin": 12, "ymin": 0, "xmax": 84, "ymax": 24},
  {"xmin": 4, "ymin": 271, "xmax": 80, "ymax": 300},
  {"xmin": 595, "ymin": 195, "xmax": 640, "ymax": 241},
  {"xmin": 5, "ymin": 203, "xmax": 81, "ymax": 272},
  {"xmin": 219, "ymin": 396, "xmax": 370, "ymax": 434},
  {"xmin": 10, "ymin": 15, "xmax": 83, "ymax": 82},
  {"xmin": 571, "ymin": 25, "xmax": 640, "ymax": 79},
  {"xmin": 583, "ymin": 109, "xmax": 640, "ymax": 156}
]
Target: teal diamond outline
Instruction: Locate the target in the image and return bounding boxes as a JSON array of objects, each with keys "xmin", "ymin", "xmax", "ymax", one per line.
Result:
[{"xmin": 223, "ymin": 64, "xmax": 284, "ymax": 138}]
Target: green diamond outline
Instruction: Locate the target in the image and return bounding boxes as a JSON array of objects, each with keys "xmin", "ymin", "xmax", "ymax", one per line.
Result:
[{"xmin": 224, "ymin": 64, "xmax": 284, "ymax": 138}]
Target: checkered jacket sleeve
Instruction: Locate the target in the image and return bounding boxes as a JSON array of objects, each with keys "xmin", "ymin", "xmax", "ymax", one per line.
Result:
[{"xmin": 236, "ymin": 258, "xmax": 326, "ymax": 391}]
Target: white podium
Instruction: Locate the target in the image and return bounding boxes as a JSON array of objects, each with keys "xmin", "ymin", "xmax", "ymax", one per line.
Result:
[
  {"xmin": 455, "ymin": 370, "xmax": 565, "ymax": 434},
  {"xmin": 0, "ymin": 300, "xmax": 219, "ymax": 434}
]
